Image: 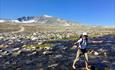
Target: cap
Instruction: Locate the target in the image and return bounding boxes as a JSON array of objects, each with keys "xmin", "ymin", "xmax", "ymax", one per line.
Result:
[{"xmin": 82, "ymin": 32, "xmax": 88, "ymax": 36}]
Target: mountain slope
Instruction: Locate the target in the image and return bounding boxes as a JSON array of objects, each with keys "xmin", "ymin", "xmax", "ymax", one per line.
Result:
[
  {"xmin": 0, "ymin": 15, "xmax": 81, "ymax": 27},
  {"xmin": 16, "ymin": 15, "xmax": 75, "ymax": 26}
]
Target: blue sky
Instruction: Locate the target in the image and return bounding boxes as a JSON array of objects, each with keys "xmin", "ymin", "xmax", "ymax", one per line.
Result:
[{"xmin": 0, "ymin": 0, "xmax": 115, "ymax": 26}]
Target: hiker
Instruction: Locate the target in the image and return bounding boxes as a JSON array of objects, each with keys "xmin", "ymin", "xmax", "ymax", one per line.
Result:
[{"xmin": 72, "ymin": 32, "xmax": 103, "ymax": 70}]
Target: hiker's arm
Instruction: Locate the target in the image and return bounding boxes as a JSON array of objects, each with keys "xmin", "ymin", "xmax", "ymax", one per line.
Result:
[
  {"xmin": 74, "ymin": 42, "xmax": 78, "ymax": 45},
  {"xmin": 91, "ymin": 41, "xmax": 103, "ymax": 43},
  {"xmin": 74, "ymin": 38, "xmax": 82, "ymax": 45},
  {"xmin": 88, "ymin": 39, "xmax": 103, "ymax": 44},
  {"xmin": 72, "ymin": 38, "xmax": 82, "ymax": 49}
]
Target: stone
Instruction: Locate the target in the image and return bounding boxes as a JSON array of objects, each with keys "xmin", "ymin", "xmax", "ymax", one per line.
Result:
[
  {"xmin": 43, "ymin": 51, "xmax": 52, "ymax": 55},
  {"xmin": 48, "ymin": 63, "xmax": 58, "ymax": 67},
  {"xmin": 94, "ymin": 51, "xmax": 99, "ymax": 56}
]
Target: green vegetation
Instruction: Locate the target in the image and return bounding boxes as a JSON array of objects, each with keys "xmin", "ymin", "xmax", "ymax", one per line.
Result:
[
  {"xmin": 12, "ymin": 50, "xmax": 21, "ymax": 57},
  {"xmin": 36, "ymin": 43, "xmax": 52, "ymax": 49},
  {"xmin": 22, "ymin": 45, "xmax": 36, "ymax": 51},
  {"xmin": 22, "ymin": 43, "xmax": 52, "ymax": 51}
]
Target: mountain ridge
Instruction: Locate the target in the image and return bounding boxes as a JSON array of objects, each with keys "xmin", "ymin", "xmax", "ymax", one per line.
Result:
[{"xmin": 0, "ymin": 15, "xmax": 78, "ymax": 26}]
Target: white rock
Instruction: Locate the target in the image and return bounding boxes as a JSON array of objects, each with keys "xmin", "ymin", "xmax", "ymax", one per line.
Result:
[
  {"xmin": 31, "ymin": 37, "xmax": 38, "ymax": 40},
  {"xmin": 94, "ymin": 51, "xmax": 99, "ymax": 56}
]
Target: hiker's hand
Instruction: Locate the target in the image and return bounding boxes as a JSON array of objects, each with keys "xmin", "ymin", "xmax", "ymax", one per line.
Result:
[{"xmin": 72, "ymin": 45, "xmax": 77, "ymax": 49}]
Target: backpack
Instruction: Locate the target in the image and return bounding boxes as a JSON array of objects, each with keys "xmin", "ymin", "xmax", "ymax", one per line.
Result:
[{"xmin": 79, "ymin": 38, "xmax": 88, "ymax": 47}]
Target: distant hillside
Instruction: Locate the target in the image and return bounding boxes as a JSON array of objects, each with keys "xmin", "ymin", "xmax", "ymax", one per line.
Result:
[{"xmin": 0, "ymin": 15, "xmax": 115, "ymax": 35}]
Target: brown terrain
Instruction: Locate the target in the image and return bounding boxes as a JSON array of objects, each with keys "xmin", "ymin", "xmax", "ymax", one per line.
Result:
[{"xmin": 0, "ymin": 22, "xmax": 115, "ymax": 70}]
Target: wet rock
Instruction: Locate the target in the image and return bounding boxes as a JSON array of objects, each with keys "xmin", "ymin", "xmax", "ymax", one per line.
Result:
[
  {"xmin": 48, "ymin": 63, "xmax": 58, "ymax": 68},
  {"xmin": 54, "ymin": 54, "xmax": 63, "ymax": 59}
]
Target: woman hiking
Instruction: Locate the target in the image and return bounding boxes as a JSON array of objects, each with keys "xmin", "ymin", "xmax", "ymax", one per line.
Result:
[{"xmin": 72, "ymin": 32, "xmax": 103, "ymax": 70}]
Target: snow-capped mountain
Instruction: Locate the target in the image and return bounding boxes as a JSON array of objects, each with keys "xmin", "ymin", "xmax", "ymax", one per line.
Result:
[
  {"xmin": 0, "ymin": 15, "xmax": 76, "ymax": 26},
  {"xmin": 15, "ymin": 15, "xmax": 73, "ymax": 26}
]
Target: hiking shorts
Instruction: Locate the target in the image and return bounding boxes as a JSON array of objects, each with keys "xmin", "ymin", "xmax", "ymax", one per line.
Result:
[{"xmin": 75, "ymin": 48, "xmax": 88, "ymax": 62}]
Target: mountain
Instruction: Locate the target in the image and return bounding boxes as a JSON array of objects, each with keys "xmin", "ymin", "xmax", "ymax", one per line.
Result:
[
  {"xmin": 0, "ymin": 15, "xmax": 75, "ymax": 26},
  {"xmin": 15, "ymin": 15, "xmax": 74, "ymax": 26},
  {"xmin": 0, "ymin": 15, "xmax": 82, "ymax": 27},
  {"xmin": 0, "ymin": 15, "xmax": 114, "ymax": 33},
  {"xmin": 0, "ymin": 15, "xmax": 78, "ymax": 26}
]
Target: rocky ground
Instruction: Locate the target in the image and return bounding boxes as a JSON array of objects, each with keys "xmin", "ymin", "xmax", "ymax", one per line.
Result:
[{"xmin": 0, "ymin": 32, "xmax": 115, "ymax": 70}]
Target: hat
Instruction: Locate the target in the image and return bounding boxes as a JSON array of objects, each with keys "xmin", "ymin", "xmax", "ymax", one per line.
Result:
[{"xmin": 82, "ymin": 32, "xmax": 88, "ymax": 36}]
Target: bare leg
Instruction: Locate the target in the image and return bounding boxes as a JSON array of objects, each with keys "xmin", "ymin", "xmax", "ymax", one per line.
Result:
[
  {"xmin": 72, "ymin": 49, "xmax": 81, "ymax": 69},
  {"xmin": 84, "ymin": 53, "xmax": 90, "ymax": 70}
]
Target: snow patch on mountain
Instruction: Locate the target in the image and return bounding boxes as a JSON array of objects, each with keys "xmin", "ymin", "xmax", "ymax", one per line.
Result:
[
  {"xmin": 11, "ymin": 19, "xmax": 36, "ymax": 23},
  {"xmin": 21, "ymin": 20, "xmax": 36, "ymax": 23},
  {"xmin": 0, "ymin": 20, "xmax": 6, "ymax": 23},
  {"xmin": 43, "ymin": 15, "xmax": 53, "ymax": 18},
  {"xmin": 12, "ymin": 20, "xmax": 20, "ymax": 23}
]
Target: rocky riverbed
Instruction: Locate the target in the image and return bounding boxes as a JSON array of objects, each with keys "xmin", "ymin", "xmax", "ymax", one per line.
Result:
[{"xmin": 0, "ymin": 32, "xmax": 115, "ymax": 70}]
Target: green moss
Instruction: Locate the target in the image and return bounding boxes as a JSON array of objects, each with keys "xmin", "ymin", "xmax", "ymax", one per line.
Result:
[
  {"xmin": 22, "ymin": 45, "xmax": 36, "ymax": 51},
  {"xmin": 12, "ymin": 51, "xmax": 21, "ymax": 57},
  {"xmin": 22, "ymin": 43, "xmax": 52, "ymax": 51},
  {"xmin": 36, "ymin": 43, "xmax": 52, "ymax": 49}
]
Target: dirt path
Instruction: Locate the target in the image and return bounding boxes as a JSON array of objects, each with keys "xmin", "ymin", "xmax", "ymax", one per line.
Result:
[{"xmin": 12, "ymin": 25, "xmax": 25, "ymax": 33}]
